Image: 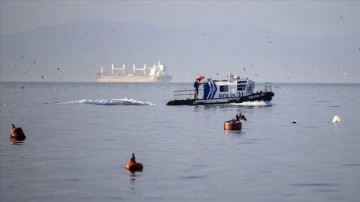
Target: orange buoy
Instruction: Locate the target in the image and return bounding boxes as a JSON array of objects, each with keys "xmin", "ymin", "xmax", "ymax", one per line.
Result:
[
  {"xmin": 9, "ymin": 124, "xmax": 26, "ymax": 140},
  {"xmin": 125, "ymin": 153, "xmax": 143, "ymax": 172},
  {"xmin": 224, "ymin": 113, "xmax": 247, "ymax": 130},
  {"xmin": 125, "ymin": 161, "xmax": 143, "ymax": 172},
  {"xmin": 224, "ymin": 121, "xmax": 242, "ymax": 130}
]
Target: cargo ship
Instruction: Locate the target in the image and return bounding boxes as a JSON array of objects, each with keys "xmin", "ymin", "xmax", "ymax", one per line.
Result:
[{"xmin": 97, "ymin": 61, "xmax": 172, "ymax": 82}]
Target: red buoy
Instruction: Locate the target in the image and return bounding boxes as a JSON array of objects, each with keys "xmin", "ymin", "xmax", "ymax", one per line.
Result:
[
  {"xmin": 125, "ymin": 153, "xmax": 143, "ymax": 172},
  {"xmin": 224, "ymin": 121, "xmax": 242, "ymax": 130},
  {"xmin": 224, "ymin": 113, "xmax": 247, "ymax": 131},
  {"xmin": 9, "ymin": 124, "xmax": 26, "ymax": 140},
  {"xmin": 125, "ymin": 161, "xmax": 143, "ymax": 172}
]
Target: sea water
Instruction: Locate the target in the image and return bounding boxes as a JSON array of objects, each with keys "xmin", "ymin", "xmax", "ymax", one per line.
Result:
[{"xmin": 1, "ymin": 82, "xmax": 359, "ymax": 202}]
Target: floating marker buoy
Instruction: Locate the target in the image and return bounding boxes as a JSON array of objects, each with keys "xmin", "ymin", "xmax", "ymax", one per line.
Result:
[
  {"xmin": 224, "ymin": 121, "xmax": 242, "ymax": 130},
  {"xmin": 224, "ymin": 113, "xmax": 247, "ymax": 130},
  {"xmin": 9, "ymin": 124, "xmax": 26, "ymax": 140},
  {"xmin": 332, "ymin": 115, "xmax": 341, "ymax": 124},
  {"xmin": 126, "ymin": 161, "xmax": 143, "ymax": 172},
  {"xmin": 125, "ymin": 153, "xmax": 143, "ymax": 172}
]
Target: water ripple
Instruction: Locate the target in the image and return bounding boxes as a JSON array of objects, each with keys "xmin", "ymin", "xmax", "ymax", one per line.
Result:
[
  {"xmin": 292, "ymin": 183, "xmax": 335, "ymax": 187},
  {"xmin": 181, "ymin": 175, "xmax": 206, "ymax": 180},
  {"xmin": 341, "ymin": 163, "xmax": 360, "ymax": 167}
]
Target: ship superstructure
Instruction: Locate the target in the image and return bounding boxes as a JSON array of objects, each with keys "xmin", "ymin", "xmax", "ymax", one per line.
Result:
[{"xmin": 97, "ymin": 61, "xmax": 172, "ymax": 82}]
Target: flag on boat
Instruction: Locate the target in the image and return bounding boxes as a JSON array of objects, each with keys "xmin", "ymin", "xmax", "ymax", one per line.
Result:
[{"xmin": 196, "ymin": 75, "xmax": 205, "ymax": 82}]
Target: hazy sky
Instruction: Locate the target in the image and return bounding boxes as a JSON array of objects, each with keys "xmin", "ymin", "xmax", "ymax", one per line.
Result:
[
  {"xmin": 1, "ymin": 1, "xmax": 360, "ymax": 37},
  {"xmin": 1, "ymin": 1, "xmax": 359, "ymax": 83}
]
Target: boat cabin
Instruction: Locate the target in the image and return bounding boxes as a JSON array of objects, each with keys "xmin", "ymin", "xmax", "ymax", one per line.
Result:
[
  {"xmin": 202, "ymin": 77, "xmax": 255, "ymax": 100},
  {"xmin": 172, "ymin": 75, "xmax": 257, "ymax": 100},
  {"xmin": 167, "ymin": 72, "xmax": 273, "ymax": 105}
]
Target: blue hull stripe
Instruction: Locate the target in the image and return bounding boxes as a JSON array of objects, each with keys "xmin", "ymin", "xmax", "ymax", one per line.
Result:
[{"xmin": 203, "ymin": 81, "xmax": 217, "ymax": 100}]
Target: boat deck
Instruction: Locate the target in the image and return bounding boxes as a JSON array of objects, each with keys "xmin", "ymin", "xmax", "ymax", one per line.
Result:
[{"xmin": 171, "ymin": 90, "xmax": 197, "ymax": 100}]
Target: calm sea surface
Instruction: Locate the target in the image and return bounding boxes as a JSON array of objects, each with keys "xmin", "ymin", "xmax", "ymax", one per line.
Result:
[{"xmin": 1, "ymin": 82, "xmax": 360, "ymax": 202}]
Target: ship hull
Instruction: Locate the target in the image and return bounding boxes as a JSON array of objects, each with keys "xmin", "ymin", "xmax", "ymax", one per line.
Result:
[
  {"xmin": 166, "ymin": 92, "xmax": 274, "ymax": 106},
  {"xmin": 97, "ymin": 75, "xmax": 172, "ymax": 83}
]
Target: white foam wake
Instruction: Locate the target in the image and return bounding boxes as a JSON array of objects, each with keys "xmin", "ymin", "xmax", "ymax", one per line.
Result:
[
  {"xmin": 230, "ymin": 101, "xmax": 272, "ymax": 106},
  {"xmin": 56, "ymin": 98, "xmax": 155, "ymax": 106}
]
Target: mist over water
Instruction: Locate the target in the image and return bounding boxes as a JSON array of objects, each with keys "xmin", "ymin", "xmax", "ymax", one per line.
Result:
[{"xmin": 1, "ymin": 82, "xmax": 360, "ymax": 202}]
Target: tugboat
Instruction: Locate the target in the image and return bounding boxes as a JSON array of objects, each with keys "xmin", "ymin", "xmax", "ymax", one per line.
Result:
[{"xmin": 166, "ymin": 73, "xmax": 274, "ymax": 106}]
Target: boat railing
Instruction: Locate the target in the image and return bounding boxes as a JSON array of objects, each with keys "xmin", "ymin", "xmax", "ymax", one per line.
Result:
[
  {"xmin": 172, "ymin": 90, "xmax": 196, "ymax": 100},
  {"xmin": 264, "ymin": 82, "xmax": 272, "ymax": 92}
]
